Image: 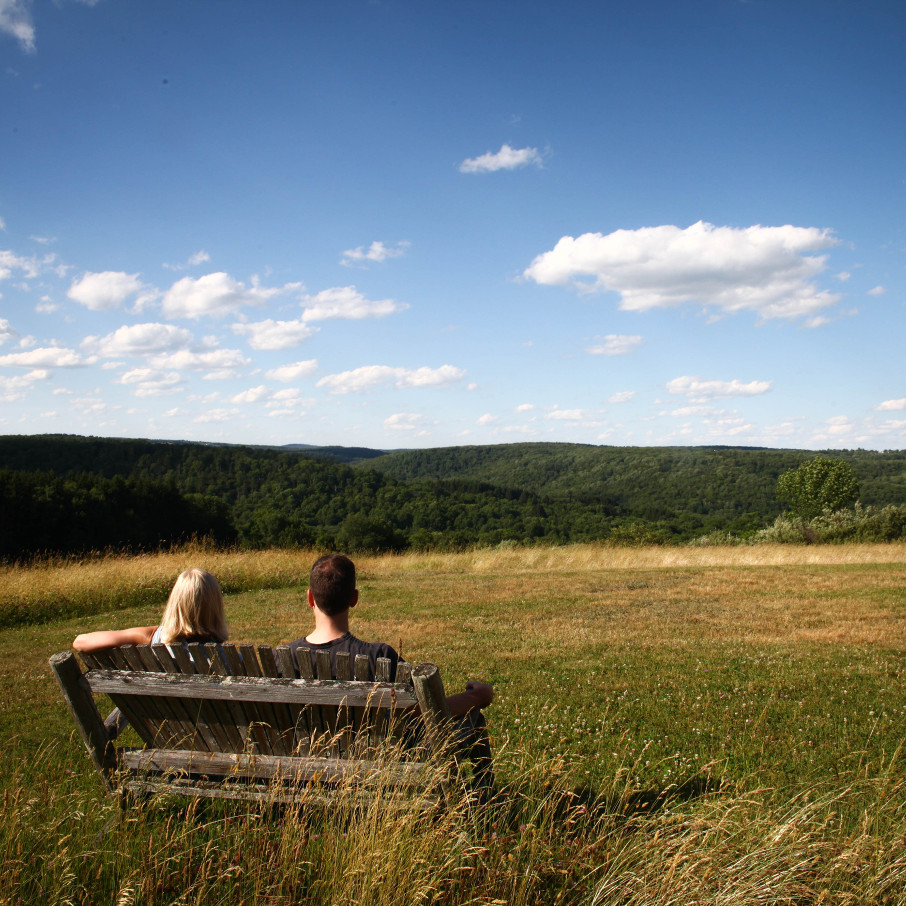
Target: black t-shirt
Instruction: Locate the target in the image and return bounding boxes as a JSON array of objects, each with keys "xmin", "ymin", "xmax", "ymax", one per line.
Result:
[{"xmin": 287, "ymin": 631, "xmax": 400, "ymax": 680}]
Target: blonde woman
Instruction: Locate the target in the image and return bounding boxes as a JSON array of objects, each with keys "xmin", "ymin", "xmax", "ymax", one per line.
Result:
[{"xmin": 73, "ymin": 568, "xmax": 228, "ymax": 654}]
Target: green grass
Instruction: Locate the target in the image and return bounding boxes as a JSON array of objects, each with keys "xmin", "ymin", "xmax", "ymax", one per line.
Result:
[{"xmin": 1, "ymin": 544, "xmax": 905, "ymax": 903}]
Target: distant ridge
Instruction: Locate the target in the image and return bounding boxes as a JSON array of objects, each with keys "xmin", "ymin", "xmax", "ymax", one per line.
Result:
[
  {"xmin": 279, "ymin": 444, "xmax": 393, "ymax": 463},
  {"xmin": 2, "ymin": 433, "xmax": 906, "ymax": 556}
]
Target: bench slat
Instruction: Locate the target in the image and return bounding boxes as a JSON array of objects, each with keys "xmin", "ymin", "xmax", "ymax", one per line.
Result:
[
  {"xmin": 151, "ymin": 644, "xmax": 218, "ymax": 752},
  {"xmin": 274, "ymin": 646, "xmax": 311, "ymax": 752},
  {"xmin": 116, "ymin": 646, "xmax": 182, "ymax": 747},
  {"xmin": 186, "ymin": 643, "xmax": 235, "ymax": 753},
  {"xmin": 236, "ymin": 643, "xmax": 276, "ymax": 755},
  {"xmin": 257, "ymin": 645, "xmax": 294, "ymax": 755},
  {"xmin": 121, "ymin": 748, "xmax": 431, "ymax": 785},
  {"xmin": 205, "ymin": 644, "xmax": 252, "ymax": 753}
]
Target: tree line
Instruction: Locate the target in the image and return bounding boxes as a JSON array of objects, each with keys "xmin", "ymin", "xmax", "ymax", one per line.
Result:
[{"xmin": 1, "ymin": 434, "xmax": 905, "ymax": 559}]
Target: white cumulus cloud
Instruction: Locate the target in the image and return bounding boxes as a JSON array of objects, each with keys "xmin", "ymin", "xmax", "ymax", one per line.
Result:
[
  {"xmin": 876, "ymin": 398, "xmax": 906, "ymax": 411},
  {"xmin": 316, "ymin": 364, "xmax": 465, "ymax": 394},
  {"xmin": 301, "ymin": 286, "xmax": 407, "ymax": 321},
  {"xmin": 0, "ymin": 346, "xmax": 89, "ymax": 368},
  {"xmin": 67, "ymin": 271, "xmax": 147, "ymax": 311},
  {"xmin": 340, "ymin": 241, "xmax": 410, "ymax": 267},
  {"xmin": 609, "ymin": 391, "xmax": 635, "ymax": 403},
  {"xmin": 266, "ymin": 388, "xmax": 308, "ymax": 408},
  {"xmin": 524, "ymin": 221, "xmax": 840, "ymax": 321},
  {"xmin": 265, "ymin": 360, "xmax": 318, "ymax": 382},
  {"xmin": 459, "ymin": 144, "xmax": 543, "ymax": 173},
  {"xmin": 230, "ymin": 385, "xmax": 270, "ymax": 404},
  {"xmin": 82, "ymin": 323, "xmax": 193, "ymax": 358},
  {"xmin": 586, "ymin": 334, "xmax": 643, "ymax": 356},
  {"xmin": 666, "ymin": 375, "xmax": 772, "ymax": 402},
  {"xmin": 232, "ymin": 318, "xmax": 318, "ymax": 350},
  {"xmin": 116, "ymin": 368, "xmax": 183, "ymax": 397},
  {"xmin": 148, "ymin": 348, "xmax": 250, "ymax": 371},
  {"xmin": 162, "ymin": 272, "xmax": 295, "ymax": 319},
  {"xmin": 867, "ymin": 285, "xmax": 886, "ymax": 296}
]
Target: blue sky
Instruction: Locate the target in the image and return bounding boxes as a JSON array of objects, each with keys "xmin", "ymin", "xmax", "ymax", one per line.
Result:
[{"xmin": 1, "ymin": 0, "xmax": 904, "ymax": 450}]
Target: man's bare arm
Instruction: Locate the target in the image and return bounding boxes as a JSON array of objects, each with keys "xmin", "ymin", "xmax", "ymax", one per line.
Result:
[{"xmin": 445, "ymin": 680, "xmax": 494, "ymax": 717}]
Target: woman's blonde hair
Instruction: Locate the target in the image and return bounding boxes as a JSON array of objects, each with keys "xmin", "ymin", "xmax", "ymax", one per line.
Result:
[{"xmin": 158, "ymin": 568, "xmax": 228, "ymax": 644}]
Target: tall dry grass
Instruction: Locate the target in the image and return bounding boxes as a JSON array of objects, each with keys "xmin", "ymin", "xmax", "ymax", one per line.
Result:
[
  {"xmin": 3, "ymin": 742, "xmax": 905, "ymax": 905},
  {"xmin": 4, "ymin": 541, "xmax": 904, "ymax": 628},
  {"xmin": 0, "ymin": 546, "xmax": 318, "ymax": 627},
  {"xmin": 379, "ymin": 541, "xmax": 906, "ymax": 574}
]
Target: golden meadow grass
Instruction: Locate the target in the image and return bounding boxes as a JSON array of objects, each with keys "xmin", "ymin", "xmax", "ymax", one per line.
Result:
[{"xmin": 1, "ymin": 543, "xmax": 905, "ymax": 904}]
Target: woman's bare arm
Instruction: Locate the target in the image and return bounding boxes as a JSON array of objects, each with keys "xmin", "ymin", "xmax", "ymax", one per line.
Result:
[{"xmin": 72, "ymin": 626, "xmax": 157, "ymax": 653}]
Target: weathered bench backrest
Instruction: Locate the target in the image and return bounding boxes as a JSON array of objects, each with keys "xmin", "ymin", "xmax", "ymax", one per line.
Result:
[
  {"xmin": 74, "ymin": 643, "xmax": 417, "ymax": 758},
  {"xmin": 50, "ymin": 643, "xmax": 451, "ymax": 800}
]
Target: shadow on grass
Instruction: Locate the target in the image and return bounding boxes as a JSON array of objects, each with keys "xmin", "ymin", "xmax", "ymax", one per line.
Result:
[{"xmin": 486, "ymin": 773, "xmax": 724, "ymax": 835}]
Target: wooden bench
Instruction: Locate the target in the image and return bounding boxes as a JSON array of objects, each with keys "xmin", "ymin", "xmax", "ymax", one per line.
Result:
[{"xmin": 49, "ymin": 642, "xmax": 453, "ymax": 804}]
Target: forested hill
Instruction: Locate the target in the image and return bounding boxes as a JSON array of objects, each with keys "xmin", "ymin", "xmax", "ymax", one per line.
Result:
[
  {"xmin": 360, "ymin": 443, "xmax": 906, "ymax": 515},
  {"xmin": 2, "ymin": 434, "xmax": 906, "ymax": 558}
]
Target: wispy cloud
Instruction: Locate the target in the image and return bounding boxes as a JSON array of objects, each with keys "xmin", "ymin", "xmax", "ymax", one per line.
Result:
[
  {"xmin": 586, "ymin": 334, "xmax": 642, "ymax": 356},
  {"xmin": 148, "ymin": 348, "xmax": 250, "ymax": 374},
  {"xmin": 545, "ymin": 408, "xmax": 600, "ymax": 423},
  {"xmin": 875, "ymin": 397, "xmax": 906, "ymax": 411},
  {"xmin": 230, "ymin": 385, "xmax": 270, "ymax": 404},
  {"xmin": 301, "ymin": 286, "xmax": 407, "ymax": 321},
  {"xmin": 232, "ymin": 318, "xmax": 318, "ymax": 350},
  {"xmin": 0, "ymin": 318, "xmax": 19, "ymax": 345},
  {"xmin": 264, "ymin": 360, "xmax": 318, "ymax": 382},
  {"xmin": 340, "ymin": 241, "xmax": 409, "ymax": 268},
  {"xmin": 163, "ymin": 249, "xmax": 212, "ymax": 271},
  {"xmin": 0, "ymin": 249, "xmax": 45, "ymax": 281},
  {"xmin": 1, "ymin": 0, "xmax": 101, "ymax": 54},
  {"xmin": 0, "ymin": 346, "xmax": 90, "ymax": 368},
  {"xmin": 384, "ymin": 412, "xmax": 433, "ymax": 432},
  {"xmin": 193, "ymin": 408, "xmax": 240, "ymax": 424},
  {"xmin": 0, "ymin": 0, "xmax": 36, "ymax": 52},
  {"xmin": 116, "ymin": 368, "xmax": 183, "ymax": 397},
  {"xmin": 459, "ymin": 143, "xmax": 543, "ymax": 174},
  {"xmin": 525, "ymin": 221, "xmax": 840, "ymax": 321},
  {"xmin": 666, "ymin": 375, "xmax": 772, "ymax": 402},
  {"xmin": 0, "ymin": 368, "xmax": 49, "ymax": 402},
  {"xmin": 316, "ymin": 364, "xmax": 465, "ymax": 394}
]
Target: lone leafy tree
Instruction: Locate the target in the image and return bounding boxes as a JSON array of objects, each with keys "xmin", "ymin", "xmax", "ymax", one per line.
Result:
[{"xmin": 776, "ymin": 457, "xmax": 860, "ymax": 520}]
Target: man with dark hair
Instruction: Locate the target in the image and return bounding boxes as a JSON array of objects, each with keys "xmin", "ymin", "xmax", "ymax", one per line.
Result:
[
  {"xmin": 286, "ymin": 553, "xmax": 495, "ymax": 794},
  {"xmin": 287, "ymin": 553, "xmax": 400, "ymax": 678}
]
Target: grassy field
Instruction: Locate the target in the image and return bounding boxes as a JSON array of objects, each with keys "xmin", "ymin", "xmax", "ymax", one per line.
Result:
[{"xmin": 2, "ymin": 543, "xmax": 905, "ymax": 904}]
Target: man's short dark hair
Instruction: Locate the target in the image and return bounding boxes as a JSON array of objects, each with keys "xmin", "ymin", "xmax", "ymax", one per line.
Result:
[{"xmin": 309, "ymin": 554, "xmax": 356, "ymax": 616}]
